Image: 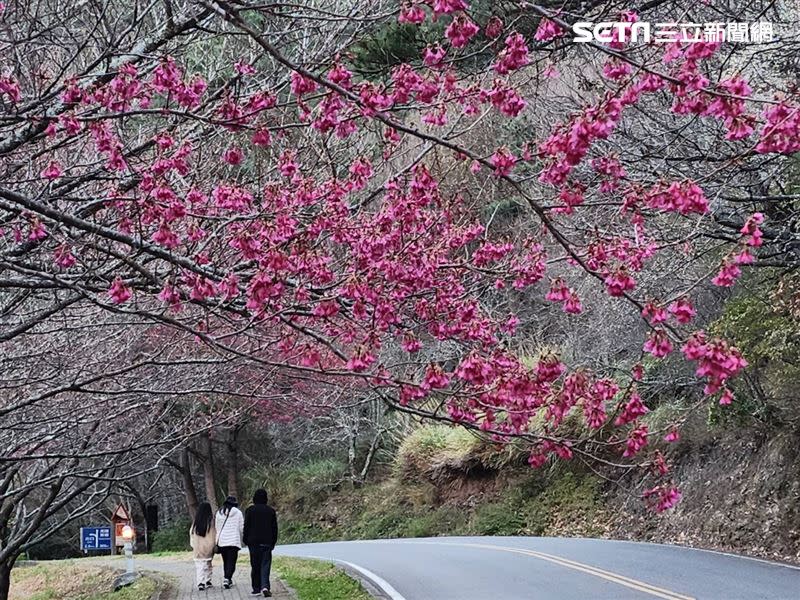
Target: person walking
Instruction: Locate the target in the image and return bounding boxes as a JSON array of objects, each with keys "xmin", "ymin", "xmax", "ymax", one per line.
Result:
[
  {"xmin": 243, "ymin": 489, "xmax": 279, "ymax": 597},
  {"xmin": 215, "ymin": 495, "xmax": 244, "ymax": 589},
  {"xmin": 189, "ymin": 502, "xmax": 216, "ymax": 591}
]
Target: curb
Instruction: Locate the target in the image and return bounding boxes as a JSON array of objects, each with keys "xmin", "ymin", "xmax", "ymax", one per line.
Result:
[
  {"xmin": 276, "ymin": 577, "xmax": 300, "ymax": 599},
  {"xmin": 283, "ymin": 555, "xmax": 405, "ymax": 600}
]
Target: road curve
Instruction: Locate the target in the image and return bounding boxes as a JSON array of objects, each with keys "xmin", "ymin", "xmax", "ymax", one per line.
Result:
[{"xmin": 275, "ymin": 536, "xmax": 800, "ymax": 600}]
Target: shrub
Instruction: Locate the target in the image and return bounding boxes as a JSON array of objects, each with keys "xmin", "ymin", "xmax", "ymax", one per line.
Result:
[
  {"xmin": 470, "ymin": 501, "xmax": 525, "ymax": 535},
  {"xmin": 150, "ymin": 518, "xmax": 191, "ymax": 553}
]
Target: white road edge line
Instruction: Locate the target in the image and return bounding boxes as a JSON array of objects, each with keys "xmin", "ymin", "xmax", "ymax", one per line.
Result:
[{"xmin": 281, "ymin": 554, "xmax": 407, "ymax": 600}]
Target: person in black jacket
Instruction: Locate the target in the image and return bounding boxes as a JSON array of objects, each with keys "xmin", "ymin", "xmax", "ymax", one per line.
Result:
[{"xmin": 243, "ymin": 488, "xmax": 278, "ymax": 597}]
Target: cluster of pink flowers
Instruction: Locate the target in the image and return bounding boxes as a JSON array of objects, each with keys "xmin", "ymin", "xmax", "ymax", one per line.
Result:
[
  {"xmin": 445, "ymin": 14, "xmax": 479, "ymax": 48},
  {"xmin": 545, "ymin": 279, "xmax": 582, "ymax": 314},
  {"xmin": 756, "ymin": 103, "xmax": 800, "ymax": 154},
  {"xmin": 427, "ymin": 0, "xmax": 468, "ymax": 16},
  {"xmin": 712, "ymin": 213, "xmax": 764, "ymax": 286},
  {"xmin": 290, "ymin": 71, "xmax": 318, "ymax": 97},
  {"xmin": 89, "ymin": 121, "xmax": 127, "ymax": 171},
  {"xmin": 643, "ymin": 485, "xmax": 682, "ymax": 512},
  {"xmin": 108, "ymin": 278, "xmax": 132, "ymax": 304},
  {"xmin": 0, "ymin": 74, "xmax": 21, "ymax": 102},
  {"xmin": 623, "ymin": 424, "xmax": 649, "ymax": 457},
  {"xmin": 481, "ymin": 80, "xmax": 527, "ymax": 117},
  {"xmin": 534, "ymin": 17, "xmax": 563, "ymax": 42},
  {"xmin": 150, "ymin": 58, "xmax": 207, "ymax": 108},
  {"xmin": 645, "ymin": 181, "xmax": 709, "ymax": 215},
  {"xmin": 472, "ymin": 241, "xmax": 514, "ymax": 267},
  {"xmin": 398, "ymin": 3, "xmax": 426, "ymax": 24},
  {"xmin": 489, "ymin": 147, "xmax": 517, "ymax": 176},
  {"xmin": 591, "ymin": 156, "xmax": 626, "ymax": 193},
  {"xmin": 538, "ymin": 97, "xmax": 623, "ymax": 186},
  {"xmin": 668, "ymin": 298, "xmax": 696, "ymax": 324},
  {"xmin": 493, "ymin": 33, "xmax": 530, "ymax": 74},
  {"xmin": 40, "ymin": 162, "xmax": 62, "ymax": 180},
  {"xmin": 615, "ymin": 391, "xmax": 648, "ymax": 426},
  {"xmin": 603, "ymin": 267, "xmax": 636, "ymax": 297},
  {"xmin": 643, "ymin": 330, "xmax": 674, "ymax": 358},
  {"xmin": 682, "ymin": 332, "xmax": 748, "ymax": 396}
]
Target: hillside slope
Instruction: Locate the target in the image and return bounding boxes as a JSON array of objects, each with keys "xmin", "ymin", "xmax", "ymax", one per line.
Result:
[{"xmin": 267, "ymin": 421, "xmax": 800, "ymax": 564}]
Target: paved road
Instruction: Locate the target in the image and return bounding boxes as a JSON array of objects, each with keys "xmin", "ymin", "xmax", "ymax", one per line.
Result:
[{"xmin": 276, "ymin": 536, "xmax": 800, "ymax": 600}]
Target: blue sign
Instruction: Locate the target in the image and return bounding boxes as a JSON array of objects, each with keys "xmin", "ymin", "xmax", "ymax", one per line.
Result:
[{"xmin": 81, "ymin": 526, "xmax": 112, "ymax": 551}]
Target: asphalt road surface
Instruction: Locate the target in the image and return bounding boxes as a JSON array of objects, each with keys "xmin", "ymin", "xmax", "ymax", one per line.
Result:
[{"xmin": 275, "ymin": 536, "xmax": 800, "ymax": 600}]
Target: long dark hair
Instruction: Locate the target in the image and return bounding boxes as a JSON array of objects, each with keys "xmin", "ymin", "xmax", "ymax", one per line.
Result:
[
  {"xmin": 192, "ymin": 502, "xmax": 213, "ymax": 537},
  {"xmin": 219, "ymin": 495, "xmax": 238, "ymax": 515}
]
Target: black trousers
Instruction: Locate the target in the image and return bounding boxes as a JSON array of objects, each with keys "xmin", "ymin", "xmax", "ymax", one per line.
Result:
[
  {"xmin": 248, "ymin": 544, "xmax": 273, "ymax": 592},
  {"xmin": 219, "ymin": 546, "xmax": 239, "ymax": 580}
]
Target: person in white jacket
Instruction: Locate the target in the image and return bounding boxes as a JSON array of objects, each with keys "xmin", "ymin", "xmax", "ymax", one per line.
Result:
[{"xmin": 215, "ymin": 495, "xmax": 244, "ymax": 589}]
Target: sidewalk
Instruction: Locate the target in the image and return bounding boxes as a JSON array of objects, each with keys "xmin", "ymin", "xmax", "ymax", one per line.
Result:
[{"xmin": 93, "ymin": 555, "xmax": 293, "ymax": 600}]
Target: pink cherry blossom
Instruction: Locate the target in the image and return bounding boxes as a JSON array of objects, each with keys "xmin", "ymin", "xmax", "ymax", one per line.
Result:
[
  {"xmin": 615, "ymin": 391, "xmax": 648, "ymax": 426},
  {"xmin": 481, "ymin": 80, "xmax": 527, "ymax": 117},
  {"xmin": 252, "ymin": 128, "xmax": 272, "ymax": 146},
  {"xmin": 54, "ymin": 244, "xmax": 76, "ymax": 268},
  {"xmin": 398, "ymin": 3, "xmax": 426, "ymax": 24},
  {"xmin": 485, "ymin": 16, "xmax": 503, "ymax": 39},
  {"xmin": 642, "ymin": 302, "xmax": 668, "ymax": 324},
  {"xmin": 423, "ymin": 45, "xmax": 447, "ymax": 67},
  {"xmin": 623, "ymin": 423, "xmax": 649, "ymax": 457},
  {"xmin": 719, "ymin": 388, "xmax": 734, "ymax": 405},
  {"xmin": 494, "ymin": 33, "xmax": 530, "ymax": 74},
  {"xmin": 668, "ymin": 298, "xmax": 696, "ymax": 324},
  {"xmin": 644, "ymin": 485, "xmax": 682, "ymax": 512},
  {"xmin": 534, "ymin": 18, "xmax": 563, "ymax": 42},
  {"xmin": 643, "ymin": 329, "xmax": 674, "ymax": 358},
  {"xmin": 108, "ymin": 277, "xmax": 132, "ymax": 304},
  {"xmin": 489, "ymin": 147, "xmax": 517, "ymax": 176},
  {"xmin": 234, "ymin": 61, "xmax": 256, "ymax": 76},
  {"xmin": 290, "ymin": 71, "xmax": 318, "ymax": 97},
  {"xmin": 445, "ymin": 14, "xmax": 479, "ymax": 48},
  {"xmin": 604, "ymin": 267, "xmax": 636, "ymax": 296},
  {"xmin": 423, "ymin": 364, "xmax": 451, "ymax": 389},
  {"xmin": 712, "ymin": 262, "xmax": 741, "ymax": 287},
  {"xmin": 429, "ymin": 0, "xmax": 467, "ymax": 16},
  {"xmin": 41, "ymin": 161, "xmax": 62, "ymax": 180},
  {"xmin": 0, "ymin": 75, "xmax": 22, "ymax": 102},
  {"xmin": 158, "ymin": 284, "xmax": 182, "ymax": 309},
  {"xmin": 223, "ymin": 146, "xmax": 244, "ymax": 165},
  {"xmin": 755, "ymin": 102, "xmax": 800, "ymax": 155}
]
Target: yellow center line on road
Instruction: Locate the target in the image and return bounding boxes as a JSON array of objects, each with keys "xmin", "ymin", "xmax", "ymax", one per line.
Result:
[{"xmin": 411, "ymin": 541, "xmax": 696, "ymax": 600}]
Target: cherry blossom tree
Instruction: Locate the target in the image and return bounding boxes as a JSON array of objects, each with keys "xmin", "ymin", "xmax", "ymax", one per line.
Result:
[{"xmin": 1, "ymin": 0, "xmax": 799, "ymax": 592}]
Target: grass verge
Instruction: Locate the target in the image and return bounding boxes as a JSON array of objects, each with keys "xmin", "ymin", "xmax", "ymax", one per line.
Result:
[
  {"xmin": 10, "ymin": 561, "xmax": 158, "ymax": 600},
  {"xmin": 272, "ymin": 556, "xmax": 371, "ymax": 600}
]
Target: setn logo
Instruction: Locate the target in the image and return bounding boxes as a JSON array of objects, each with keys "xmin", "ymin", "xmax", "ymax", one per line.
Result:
[{"xmin": 572, "ymin": 21, "xmax": 774, "ymax": 44}]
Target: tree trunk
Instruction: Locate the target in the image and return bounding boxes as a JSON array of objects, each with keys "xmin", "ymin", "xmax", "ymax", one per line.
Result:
[
  {"xmin": 0, "ymin": 559, "xmax": 13, "ymax": 600},
  {"xmin": 180, "ymin": 446, "xmax": 200, "ymax": 520},
  {"xmin": 226, "ymin": 427, "xmax": 240, "ymax": 500},
  {"xmin": 200, "ymin": 431, "xmax": 218, "ymax": 512},
  {"xmin": 348, "ymin": 427, "xmax": 358, "ymax": 482},
  {"xmin": 359, "ymin": 429, "xmax": 382, "ymax": 482}
]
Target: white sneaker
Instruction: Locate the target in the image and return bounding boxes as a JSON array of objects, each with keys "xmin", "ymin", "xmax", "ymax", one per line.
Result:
[{"xmin": 223, "ymin": 578, "xmax": 232, "ymax": 589}]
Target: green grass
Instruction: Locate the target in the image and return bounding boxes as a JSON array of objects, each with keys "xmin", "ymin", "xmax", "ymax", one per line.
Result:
[
  {"xmin": 272, "ymin": 557, "xmax": 371, "ymax": 600},
  {"xmin": 10, "ymin": 561, "xmax": 158, "ymax": 600}
]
